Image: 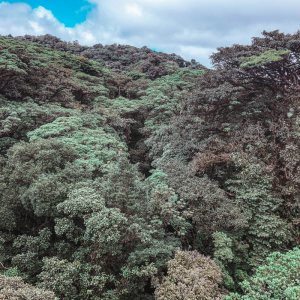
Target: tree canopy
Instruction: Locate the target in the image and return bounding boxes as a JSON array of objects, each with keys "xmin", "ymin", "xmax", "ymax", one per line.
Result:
[{"xmin": 1, "ymin": 30, "xmax": 300, "ymax": 299}]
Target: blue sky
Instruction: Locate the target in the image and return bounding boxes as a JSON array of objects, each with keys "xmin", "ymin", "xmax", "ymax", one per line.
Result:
[
  {"xmin": 5, "ymin": 0, "xmax": 95, "ymax": 27},
  {"xmin": 1, "ymin": 0, "xmax": 300, "ymax": 67}
]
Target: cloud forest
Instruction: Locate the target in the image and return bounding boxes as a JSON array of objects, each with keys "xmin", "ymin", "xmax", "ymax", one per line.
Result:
[{"xmin": 1, "ymin": 30, "xmax": 300, "ymax": 299}]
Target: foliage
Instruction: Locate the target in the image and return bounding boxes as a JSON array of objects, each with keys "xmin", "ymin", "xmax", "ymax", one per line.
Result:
[
  {"xmin": 35, "ymin": 158, "xmax": 186, "ymax": 299},
  {"xmin": 226, "ymin": 158, "xmax": 292, "ymax": 268},
  {"xmin": 27, "ymin": 116, "xmax": 128, "ymax": 172},
  {"xmin": 0, "ymin": 274, "xmax": 55, "ymax": 299},
  {"xmin": 238, "ymin": 49, "xmax": 291, "ymax": 68},
  {"xmin": 13, "ymin": 34, "xmax": 206, "ymax": 77},
  {"xmin": 0, "ymin": 35, "xmax": 109, "ymax": 106},
  {"xmin": 146, "ymin": 29, "xmax": 300, "ymax": 290},
  {"xmin": 226, "ymin": 247, "xmax": 300, "ymax": 300},
  {"xmin": 0, "ymin": 96, "xmax": 80, "ymax": 144},
  {"xmin": 154, "ymin": 249, "xmax": 227, "ymax": 300},
  {"xmin": 1, "ymin": 30, "xmax": 300, "ymax": 299}
]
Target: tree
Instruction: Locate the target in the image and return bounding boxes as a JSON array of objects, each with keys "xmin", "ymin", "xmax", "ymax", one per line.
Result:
[
  {"xmin": 146, "ymin": 30, "xmax": 300, "ymax": 287},
  {"xmin": 154, "ymin": 249, "xmax": 227, "ymax": 300},
  {"xmin": 2, "ymin": 29, "xmax": 300, "ymax": 299},
  {"xmin": 227, "ymin": 248, "xmax": 300, "ymax": 300},
  {"xmin": 0, "ymin": 274, "xmax": 55, "ymax": 300}
]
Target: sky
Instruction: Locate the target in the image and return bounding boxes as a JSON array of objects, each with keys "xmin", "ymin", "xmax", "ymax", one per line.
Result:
[{"xmin": 0, "ymin": 0, "xmax": 300, "ymax": 68}]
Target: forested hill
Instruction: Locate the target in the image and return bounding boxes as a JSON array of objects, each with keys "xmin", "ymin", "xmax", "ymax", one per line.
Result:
[
  {"xmin": 1, "ymin": 30, "xmax": 300, "ymax": 299},
  {"xmin": 13, "ymin": 34, "xmax": 207, "ymax": 77}
]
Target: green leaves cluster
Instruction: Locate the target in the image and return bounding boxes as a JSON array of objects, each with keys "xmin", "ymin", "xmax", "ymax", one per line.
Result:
[
  {"xmin": 239, "ymin": 49, "xmax": 291, "ymax": 69},
  {"xmin": 227, "ymin": 248, "xmax": 300, "ymax": 299}
]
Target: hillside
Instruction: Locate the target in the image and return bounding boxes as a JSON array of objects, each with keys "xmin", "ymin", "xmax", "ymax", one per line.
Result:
[
  {"xmin": 1, "ymin": 30, "xmax": 300, "ymax": 299},
  {"xmin": 13, "ymin": 34, "xmax": 206, "ymax": 77}
]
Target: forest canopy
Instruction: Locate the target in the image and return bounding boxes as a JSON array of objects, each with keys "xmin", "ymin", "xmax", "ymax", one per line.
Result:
[{"xmin": 1, "ymin": 30, "xmax": 300, "ymax": 299}]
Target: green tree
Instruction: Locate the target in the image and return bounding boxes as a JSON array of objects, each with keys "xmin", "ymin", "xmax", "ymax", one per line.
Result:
[
  {"xmin": 154, "ymin": 249, "xmax": 227, "ymax": 300},
  {"xmin": 226, "ymin": 248, "xmax": 300, "ymax": 300},
  {"xmin": 0, "ymin": 274, "xmax": 55, "ymax": 299}
]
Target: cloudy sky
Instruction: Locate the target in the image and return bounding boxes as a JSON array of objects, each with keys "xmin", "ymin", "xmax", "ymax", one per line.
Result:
[{"xmin": 0, "ymin": 0, "xmax": 299, "ymax": 67}]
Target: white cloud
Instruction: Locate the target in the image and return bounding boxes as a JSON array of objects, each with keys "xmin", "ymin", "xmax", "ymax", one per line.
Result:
[
  {"xmin": 1, "ymin": 0, "xmax": 300, "ymax": 67},
  {"xmin": 34, "ymin": 6, "xmax": 55, "ymax": 20},
  {"xmin": 28, "ymin": 21, "xmax": 43, "ymax": 34},
  {"xmin": 125, "ymin": 4, "xmax": 142, "ymax": 17},
  {"xmin": 0, "ymin": 2, "xmax": 68, "ymax": 37}
]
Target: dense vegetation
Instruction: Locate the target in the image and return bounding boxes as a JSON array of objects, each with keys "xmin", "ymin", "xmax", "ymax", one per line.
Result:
[{"xmin": 1, "ymin": 30, "xmax": 300, "ymax": 299}]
